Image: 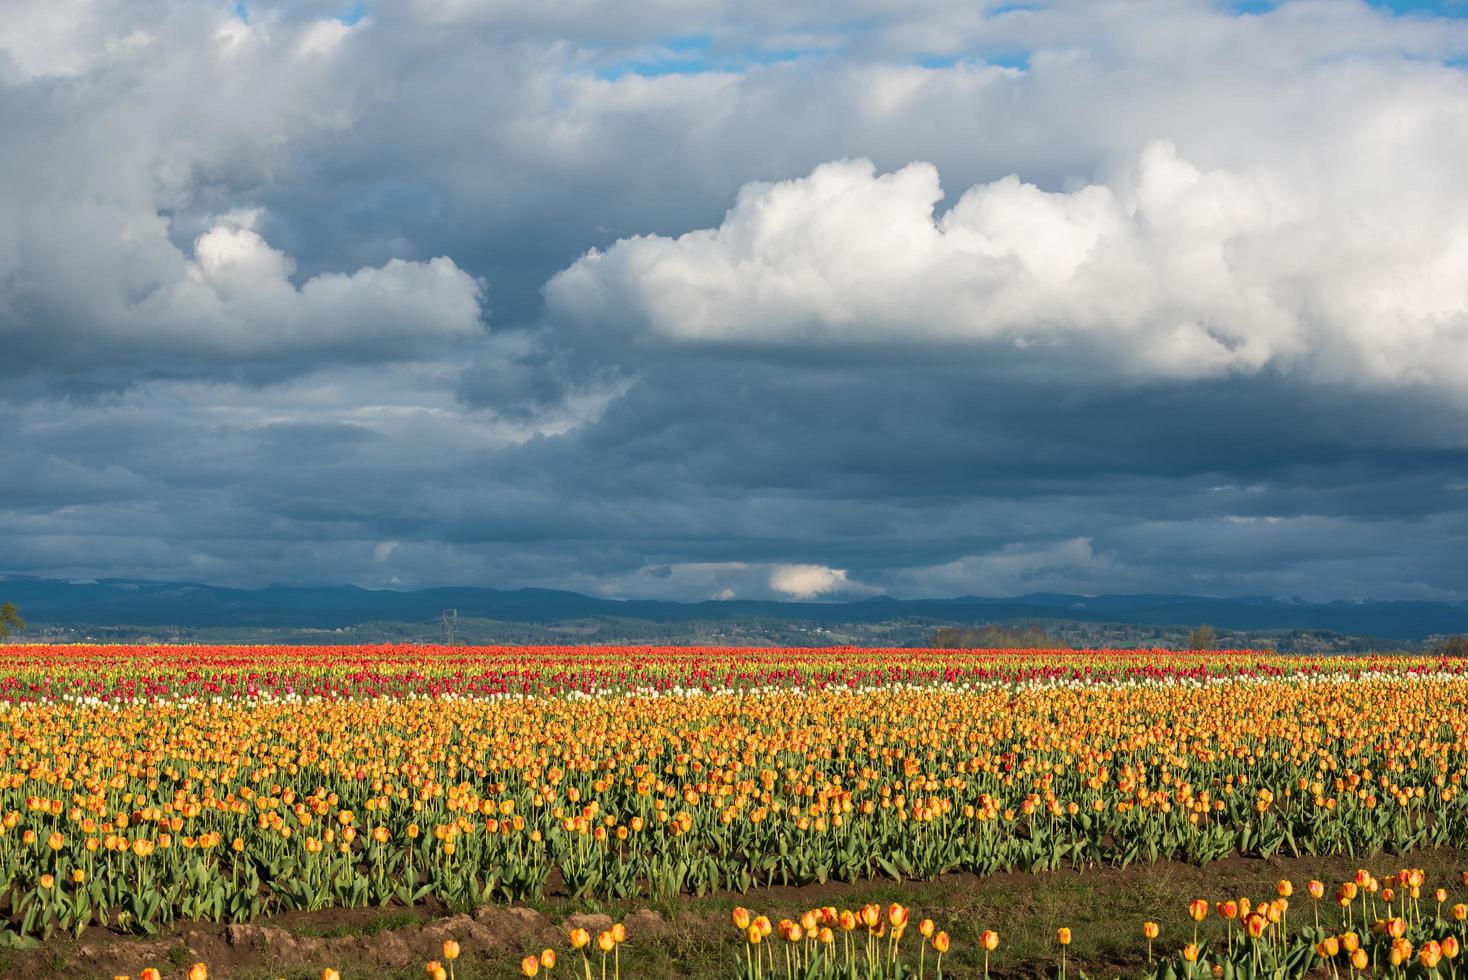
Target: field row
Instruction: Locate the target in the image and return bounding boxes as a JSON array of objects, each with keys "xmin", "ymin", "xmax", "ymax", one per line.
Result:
[
  {"xmin": 0, "ymin": 645, "xmax": 1461, "ymax": 958},
  {"xmin": 0, "ymin": 644, "xmax": 1458, "ymax": 701}
]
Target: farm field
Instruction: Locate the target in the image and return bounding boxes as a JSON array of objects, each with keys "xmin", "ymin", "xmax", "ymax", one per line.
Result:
[{"xmin": 0, "ymin": 645, "xmax": 1466, "ymax": 978}]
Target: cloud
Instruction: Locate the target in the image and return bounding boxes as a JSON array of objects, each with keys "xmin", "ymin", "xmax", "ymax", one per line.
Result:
[
  {"xmin": 548, "ymin": 140, "xmax": 1468, "ymax": 391},
  {"xmin": 7, "ymin": 0, "xmax": 1468, "ymax": 604},
  {"xmin": 0, "ymin": 3, "xmax": 484, "ymax": 389},
  {"xmin": 3, "ymin": 207, "xmax": 484, "ymax": 385},
  {"xmin": 887, "ymin": 538, "xmax": 1111, "ymax": 596},
  {"xmin": 154, "ymin": 216, "xmax": 482, "ymax": 355},
  {"xmin": 768, "ymin": 563, "xmax": 852, "ymax": 599}
]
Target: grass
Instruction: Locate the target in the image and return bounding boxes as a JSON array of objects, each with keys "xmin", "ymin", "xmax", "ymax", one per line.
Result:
[{"xmin": 295, "ymin": 911, "xmax": 423, "ymax": 940}]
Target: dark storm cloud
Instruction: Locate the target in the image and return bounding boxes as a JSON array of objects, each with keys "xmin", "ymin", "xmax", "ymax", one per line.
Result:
[{"xmin": 5, "ymin": 0, "xmax": 1468, "ymax": 599}]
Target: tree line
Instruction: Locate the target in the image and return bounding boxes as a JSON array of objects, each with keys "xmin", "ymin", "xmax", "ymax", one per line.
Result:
[{"xmin": 0, "ymin": 603, "xmax": 23, "ymax": 640}]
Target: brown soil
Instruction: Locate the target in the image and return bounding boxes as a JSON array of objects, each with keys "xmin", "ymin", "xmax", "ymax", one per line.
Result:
[{"xmin": 9, "ymin": 848, "xmax": 1466, "ymax": 979}]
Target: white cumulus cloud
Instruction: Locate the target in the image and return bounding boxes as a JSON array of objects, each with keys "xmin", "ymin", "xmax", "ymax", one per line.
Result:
[
  {"xmin": 548, "ymin": 138, "xmax": 1468, "ymax": 392},
  {"xmin": 768, "ymin": 563, "xmax": 851, "ymax": 599}
]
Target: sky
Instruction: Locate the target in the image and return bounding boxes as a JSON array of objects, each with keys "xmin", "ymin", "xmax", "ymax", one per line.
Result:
[{"xmin": 4, "ymin": 0, "xmax": 1468, "ymax": 602}]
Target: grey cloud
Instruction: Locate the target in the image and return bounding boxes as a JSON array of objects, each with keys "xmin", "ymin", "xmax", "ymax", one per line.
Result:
[
  {"xmin": 14, "ymin": 352, "xmax": 1468, "ymax": 599},
  {"xmin": 4, "ymin": 0, "xmax": 1468, "ymax": 602}
]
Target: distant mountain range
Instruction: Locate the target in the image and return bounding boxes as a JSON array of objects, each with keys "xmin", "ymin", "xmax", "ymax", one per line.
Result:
[{"xmin": 3, "ymin": 574, "xmax": 1468, "ymax": 643}]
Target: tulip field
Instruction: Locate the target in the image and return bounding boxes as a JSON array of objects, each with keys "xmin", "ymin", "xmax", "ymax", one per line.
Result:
[{"xmin": 3, "ymin": 644, "xmax": 1468, "ymax": 978}]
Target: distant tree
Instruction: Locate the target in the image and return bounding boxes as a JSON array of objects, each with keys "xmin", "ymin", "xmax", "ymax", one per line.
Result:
[
  {"xmin": 931, "ymin": 624, "xmax": 1063, "ymax": 649},
  {"xmin": 1433, "ymin": 635, "xmax": 1468, "ymax": 657},
  {"xmin": 1187, "ymin": 624, "xmax": 1217, "ymax": 651},
  {"xmin": 0, "ymin": 603, "xmax": 23, "ymax": 640}
]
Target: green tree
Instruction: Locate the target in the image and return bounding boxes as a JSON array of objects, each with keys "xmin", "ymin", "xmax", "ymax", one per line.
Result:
[
  {"xmin": 1433, "ymin": 635, "xmax": 1468, "ymax": 657},
  {"xmin": 931, "ymin": 624, "xmax": 1064, "ymax": 649},
  {"xmin": 1187, "ymin": 624, "xmax": 1217, "ymax": 651},
  {"xmin": 0, "ymin": 603, "xmax": 23, "ymax": 640}
]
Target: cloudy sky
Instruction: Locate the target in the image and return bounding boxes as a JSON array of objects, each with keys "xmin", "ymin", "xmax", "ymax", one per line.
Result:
[{"xmin": 5, "ymin": 0, "xmax": 1468, "ymax": 602}]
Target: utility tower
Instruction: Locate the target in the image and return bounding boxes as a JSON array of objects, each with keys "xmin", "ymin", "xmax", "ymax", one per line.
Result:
[{"xmin": 442, "ymin": 608, "xmax": 458, "ymax": 645}]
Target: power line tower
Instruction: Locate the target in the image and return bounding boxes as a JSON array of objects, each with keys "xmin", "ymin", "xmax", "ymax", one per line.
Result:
[{"xmin": 442, "ymin": 608, "xmax": 458, "ymax": 646}]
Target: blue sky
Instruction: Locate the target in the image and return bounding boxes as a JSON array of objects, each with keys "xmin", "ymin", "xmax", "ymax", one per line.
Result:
[
  {"xmin": 588, "ymin": 1, "xmax": 1468, "ymax": 81},
  {"xmin": 3, "ymin": 0, "xmax": 1468, "ymax": 600}
]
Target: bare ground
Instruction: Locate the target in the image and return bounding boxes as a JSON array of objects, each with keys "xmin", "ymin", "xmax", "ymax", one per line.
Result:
[{"xmin": 9, "ymin": 847, "xmax": 1467, "ymax": 979}]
